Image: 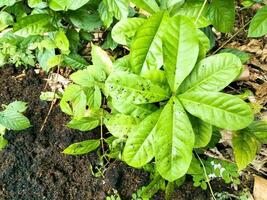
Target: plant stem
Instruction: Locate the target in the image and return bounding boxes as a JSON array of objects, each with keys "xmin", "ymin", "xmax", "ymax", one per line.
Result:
[{"xmin": 195, "ymin": 151, "xmax": 217, "ymax": 200}]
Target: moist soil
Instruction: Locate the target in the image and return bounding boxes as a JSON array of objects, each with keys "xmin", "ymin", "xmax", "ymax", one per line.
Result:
[{"xmin": 0, "ymin": 66, "xmax": 238, "ymax": 200}]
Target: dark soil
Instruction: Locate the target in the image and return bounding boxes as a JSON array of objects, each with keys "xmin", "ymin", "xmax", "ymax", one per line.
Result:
[{"xmin": 0, "ymin": 66, "xmax": 234, "ymax": 200}]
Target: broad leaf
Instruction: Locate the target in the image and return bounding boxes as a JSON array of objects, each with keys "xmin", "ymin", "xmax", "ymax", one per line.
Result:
[
  {"xmin": 67, "ymin": 117, "xmax": 99, "ymax": 131},
  {"xmin": 248, "ymin": 5, "xmax": 267, "ymax": 37},
  {"xmin": 130, "ymin": 12, "xmax": 168, "ymax": 74},
  {"xmin": 190, "ymin": 115, "xmax": 212, "ymax": 148},
  {"xmin": 98, "ymin": 1, "xmax": 114, "ymax": 28},
  {"xmin": 0, "ymin": 110, "xmax": 31, "ymax": 130},
  {"xmin": 105, "ymin": 114, "xmax": 137, "ymax": 138},
  {"xmin": 219, "ymin": 48, "xmax": 250, "ymax": 64},
  {"xmin": 106, "ymin": 71, "xmax": 170, "ymax": 104},
  {"xmin": 63, "ymin": 139, "xmax": 100, "ymax": 155},
  {"xmin": 232, "ymin": 131, "xmax": 259, "ymax": 170},
  {"xmin": 208, "ymin": 0, "xmax": 235, "ymax": 33},
  {"xmin": 131, "ymin": 0, "xmax": 160, "ymax": 14},
  {"xmin": 72, "ymin": 90, "xmax": 87, "ymax": 117},
  {"xmin": 0, "ymin": 0, "xmax": 16, "ymax": 7},
  {"xmin": 154, "ymin": 97, "xmax": 194, "ymax": 181},
  {"xmin": 123, "ymin": 110, "xmax": 161, "ymax": 167},
  {"xmin": 13, "ymin": 14, "xmax": 53, "ymax": 37},
  {"xmin": 162, "ymin": 15, "xmax": 199, "ymax": 92},
  {"xmin": 179, "ymin": 53, "xmax": 243, "ymax": 93},
  {"xmin": 179, "ymin": 91, "xmax": 254, "ymax": 130},
  {"xmin": 112, "ymin": 18, "xmax": 146, "ymax": 46}
]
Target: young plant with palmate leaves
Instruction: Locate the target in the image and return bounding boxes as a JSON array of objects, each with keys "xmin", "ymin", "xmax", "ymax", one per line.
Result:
[
  {"xmin": 105, "ymin": 12, "xmax": 253, "ymax": 182},
  {"xmin": 0, "ymin": 101, "xmax": 31, "ymax": 150}
]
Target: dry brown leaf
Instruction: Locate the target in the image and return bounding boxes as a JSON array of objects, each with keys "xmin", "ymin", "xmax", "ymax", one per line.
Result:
[{"xmin": 253, "ymin": 176, "xmax": 267, "ymax": 200}]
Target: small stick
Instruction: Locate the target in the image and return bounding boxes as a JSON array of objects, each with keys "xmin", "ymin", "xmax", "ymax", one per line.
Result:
[{"xmin": 212, "ymin": 19, "xmax": 252, "ymax": 55}]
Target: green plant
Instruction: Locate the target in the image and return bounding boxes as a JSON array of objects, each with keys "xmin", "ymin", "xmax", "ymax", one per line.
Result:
[
  {"xmin": 0, "ymin": 101, "xmax": 31, "ymax": 150},
  {"xmin": 61, "ymin": 9, "xmax": 254, "ymax": 183}
]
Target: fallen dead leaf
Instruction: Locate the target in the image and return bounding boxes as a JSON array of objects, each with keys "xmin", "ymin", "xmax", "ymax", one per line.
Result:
[{"xmin": 253, "ymin": 175, "xmax": 267, "ymax": 200}]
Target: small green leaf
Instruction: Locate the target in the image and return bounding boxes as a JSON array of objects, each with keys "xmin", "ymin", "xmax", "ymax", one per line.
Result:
[
  {"xmin": 123, "ymin": 110, "xmax": 161, "ymax": 167},
  {"xmin": 179, "ymin": 91, "xmax": 254, "ymax": 130},
  {"xmin": 55, "ymin": 30, "xmax": 70, "ymax": 53},
  {"xmin": 131, "ymin": 0, "xmax": 160, "ymax": 14},
  {"xmin": 72, "ymin": 90, "xmax": 87, "ymax": 117},
  {"xmin": 0, "ymin": 135, "xmax": 8, "ymax": 150},
  {"xmin": 63, "ymin": 139, "xmax": 100, "ymax": 155},
  {"xmin": 5, "ymin": 101, "xmax": 27, "ymax": 113},
  {"xmin": 91, "ymin": 44, "xmax": 113, "ymax": 75},
  {"xmin": 67, "ymin": 117, "xmax": 99, "ymax": 131},
  {"xmin": 70, "ymin": 69, "xmax": 95, "ymax": 87},
  {"xmin": 105, "ymin": 114, "xmax": 137, "ymax": 138},
  {"xmin": 63, "ymin": 54, "xmax": 88, "ymax": 69},
  {"xmin": 219, "ymin": 48, "xmax": 250, "ymax": 64},
  {"xmin": 0, "ymin": 110, "xmax": 31, "ymax": 130},
  {"xmin": 0, "ymin": 0, "xmax": 16, "ymax": 7},
  {"xmin": 208, "ymin": 0, "xmax": 235, "ymax": 33},
  {"xmin": 0, "ymin": 11, "xmax": 13, "ymax": 31},
  {"xmin": 154, "ymin": 97, "xmax": 194, "ymax": 181},
  {"xmin": 103, "ymin": 0, "xmax": 129, "ymax": 20},
  {"xmin": 106, "ymin": 71, "xmax": 170, "ymax": 104},
  {"xmin": 232, "ymin": 131, "xmax": 259, "ymax": 170},
  {"xmin": 60, "ymin": 100, "xmax": 73, "ymax": 115},
  {"xmin": 112, "ymin": 17, "xmax": 146, "ymax": 46},
  {"xmin": 162, "ymin": 15, "xmax": 199, "ymax": 92},
  {"xmin": 48, "ymin": 0, "xmax": 90, "ymax": 11},
  {"xmin": 248, "ymin": 5, "xmax": 267, "ymax": 37},
  {"xmin": 69, "ymin": 9, "xmax": 102, "ymax": 31},
  {"xmin": 47, "ymin": 55, "xmax": 62, "ymax": 69}
]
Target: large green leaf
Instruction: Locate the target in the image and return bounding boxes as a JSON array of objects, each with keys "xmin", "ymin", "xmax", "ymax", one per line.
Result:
[
  {"xmin": 13, "ymin": 14, "xmax": 53, "ymax": 37},
  {"xmin": 162, "ymin": 15, "xmax": 199, "ymax": 92},
  {"xmin": 112, "ymin": 17, "xmax": 146, "ymax": 46},
  {"xmin": 106, "ymin": 71, "xmax": 170, "ymax": 104},
  {"xmin": 98, "ymin": 1, "xmax": 114, "ymax": 28},
  {"xmin": 0, "ymin": 110, "xmax": 31, "ymax": 131},
  {"xmin": 63, "ymin": 139, "xmax": 100, "ymax": 155},
  {"xmin": 248, "ymin": 5, "xmax": 267, "ymax": 37},
  {"xmin": 105, "ymin": 114, "xmax": 137, "ymax": 138},
  {"xmin": 179, "ymin": 91, "xmax": 254, "ymax": 130},
  {"xmin": 130, "ymin": 12, "xmax": 168, "ymax": 74},
  {"xmin": 208, "ymin": 0, "xmax": 235, "ymax": 33},
  {"xmin": 131, "ymin": 0, "xmax": 160, "ymax": 14},
  {"xmin": 123, "ymin": 110, "xmax": 161, "ymax": 167},
  {"xmin": 154, "ymin": 97, "xmax": 194, "ymax": 181},
  {"xmin": 190, "ymin": 115, "xmax": 212, "ymax": 148},
  {"xmin": 178, "ymin": 53, "xmax": 243, "ymax": 93},
  {"xmin": 232, "ymin": 131, "xmax": 259, "ymax": 171}
]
